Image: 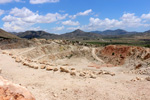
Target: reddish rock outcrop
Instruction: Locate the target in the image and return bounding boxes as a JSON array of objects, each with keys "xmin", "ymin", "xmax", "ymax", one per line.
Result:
[
  {"xmin": 97, "ymin": 45, "xmax": 150, "ymax": 66},
  {"xmin": 0, "ymin": 76, "xmax": 35, "ymax": 100}
]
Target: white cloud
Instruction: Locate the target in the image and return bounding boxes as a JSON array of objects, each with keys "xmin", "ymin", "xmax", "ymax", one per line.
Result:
[
  {"xmin": 0, "ymin": 9, "xmax": 4, "ymax": 16},
  {"xmin": 22, "ymin": 13, "xmax": 68, "ymax": 23},
  {"xmin": 10, "ymin": 7, "xmax": 34, "ymax": 18},
  {"xmin": 30, "ymin": 0, "xmax": 59, "ymax": 4},
  {"xmin": 0, "ymin": 0, "xmax": 12, "ymax": 4},
  {"xmin": 62, "ymin": 20, "xmax": 80, "ymax": 26},
  {"xmin": 52, "ymin": 26, "xmax": 64, "ymax": 31},
  {"xmin": 2, "ymin": 15, "xmax": 18, "ymax": 22},
  {"xmin": 2, "ymin": 7, "xmax": 68, "ymax": 32},
  {"xmin": 141, "ymin": 13, "xmax": 150, "ymax": 19},
  {"xmin": 3, "ymin": 20, "xmax": 33, "ymax": 32},
  {"xmin": 81, "ymin": 13, "xmax": 148, "ymax": 31},
  {"xmin": 87, "ymin": 17, "xmax": 122, "ymax": 30},
  {"xmin": 69, "ymin": 9, "xmax": 92, "ymax": 19},
  {"xmin": 77, "ymin": 9, "xmax": 92, "ymax": 16},
  {"xmin": 121, "ymin": 13, "xmax": 142, "ymax": 27},
  {"xmin": 1, "ymin": 7, "xmax": 150, "ymax": 33},
  {"xmin": 0, "ymin": 0, "xmax": 24, "ymax": 4}
]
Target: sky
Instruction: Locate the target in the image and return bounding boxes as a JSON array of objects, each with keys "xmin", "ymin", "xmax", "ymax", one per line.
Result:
[{"xmin": 0, "ymin": 0, "xmax": 150, "ymax": 34}]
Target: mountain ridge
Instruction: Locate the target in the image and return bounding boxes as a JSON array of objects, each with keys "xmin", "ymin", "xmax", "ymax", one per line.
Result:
[
  {"xmin": 5, "ymin": 28, "xmax": 150, "ymax": 40},
  {"xmin": 91, "ymin": 29, "xmax": 139, "ymax": 35},
  {"xmin": 60, "ymin": 29, "xmax": 102, "ymax": 40}
]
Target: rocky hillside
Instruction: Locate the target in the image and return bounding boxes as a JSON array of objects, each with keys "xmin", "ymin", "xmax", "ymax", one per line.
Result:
[
  {"xmin": 0, "ymin": 29, "xmax": 19, "ymax": 39},
  {"xmin": 61, "ymin": 29, "xmax": 102, "ymax": 40},
  {"xmin": 17, "ymin": 30, "xmax": 59, "ymax": 39},
  {"xmin": 96, "ymin": 45, "xmax": 150, "ymax": 66}
]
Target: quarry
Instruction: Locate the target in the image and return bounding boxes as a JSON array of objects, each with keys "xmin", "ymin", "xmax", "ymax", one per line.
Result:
[{"xmin": 0, "ymin": 38, "xmax": 150, "ymax": 100}]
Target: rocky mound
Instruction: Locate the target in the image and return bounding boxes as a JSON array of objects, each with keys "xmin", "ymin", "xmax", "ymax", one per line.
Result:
[
  {"xmin": 0, "ymin": 76, "xmax": 35, "ymax": 100},
  {"xmin": 96, "ymin": 45, "xmax": 150, "ymax": 66}
]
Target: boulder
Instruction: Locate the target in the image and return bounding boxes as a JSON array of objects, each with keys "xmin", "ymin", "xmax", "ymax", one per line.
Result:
[
  {"xmin": 79, "ymin": 72, "xmax": 86, "ymax": 77},
  {"xmin": 70, "ymin": 72, "xmax": 76, "ymax": 76},
  {"xmin": 145, "ymin": 77, "xmax": 150, "ymax": 81},
  {"xmin": 97, "ymin": 70, "xmax": 103, "ymax": 75},
  {"xmin": 46, "ymin": 66, "xmax": 53, "ymax": 71},
  {"xmin": 33, "ymin": 66, "xmax": 38, "ymax": 69},
  {"xmin": 60, "ymin": 67, "xmax": 69, "ymax": 73},
  {"xmin": 0, "ymin": 76, "xmax": 35, "ymax": 100},
  {"xmin": 15, "ymin": 58, "xmax": 21, "ymax": 63},
  {"xmin": 12, "ymin": 56, "xmax": 16, "ymax": 59},
  {"xmin": 98, "ymin": 70, "xmax": 115, "ymax": 76},
  {"xmin": 71, "ymin": 68, "xmax": 75, "ymax": 70},
  {"xmin": 53, "ymin": 68, "xmax": 58, "ymax": 72},
  {"xmin": 89, "ymin": 73, "xmax": 96, "ymax": 79},
  {"xmin": 40, "ymin": 65, "xmax": 46, "ymax": 69},
  {"xmin": 22, "ymin": 62, "xmax": 30, "ymax": 66},
  {"xmin": 28, "ymin": 65, "xmax": 34, "ymax": 68}
]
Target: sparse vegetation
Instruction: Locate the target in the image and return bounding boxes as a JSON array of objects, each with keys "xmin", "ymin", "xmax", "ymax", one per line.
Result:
[{"xmin": 86, "ymin": 38, "xmax": 150, "ymax": 48}]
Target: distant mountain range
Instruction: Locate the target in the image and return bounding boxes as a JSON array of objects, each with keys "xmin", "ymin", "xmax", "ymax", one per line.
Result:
[
  {"xmin": 1, "ymin": 28, "xmax": 150, "ymax": 40},
  {"xmin": 15, "ymin": 29, "xmax": 102, "ymax": 40},
  {"xmin": 144, "ymin": 30, "xmax": 150, "ymax": 33},
  {"xmin": 91, "ymin": 29, "xmax": 138, "ymax": 35}
]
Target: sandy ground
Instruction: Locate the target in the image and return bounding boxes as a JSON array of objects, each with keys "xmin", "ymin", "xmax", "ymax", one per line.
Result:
[{"xmin": 0, "ymin": 50, "xmax": 150, "ymax": 100}]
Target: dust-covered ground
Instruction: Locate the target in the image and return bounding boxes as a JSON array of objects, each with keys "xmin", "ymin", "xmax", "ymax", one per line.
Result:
[{"xmin": 0, "ymin": 39, "xmax": 150, "ymax": 100}]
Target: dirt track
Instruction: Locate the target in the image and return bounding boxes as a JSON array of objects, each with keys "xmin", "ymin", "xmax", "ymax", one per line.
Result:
[{"xmin": 92, "ymin": 48, "xmax": 104, "ymax": 64}]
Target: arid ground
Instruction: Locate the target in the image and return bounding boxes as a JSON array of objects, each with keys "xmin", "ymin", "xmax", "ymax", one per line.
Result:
[{"xmin": 0, "ymin": 39, "xmax": 150, "ymax": 100}]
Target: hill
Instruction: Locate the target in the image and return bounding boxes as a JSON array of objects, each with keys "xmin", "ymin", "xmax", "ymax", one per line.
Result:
[
  {"xmin": 16, "ymin": 31, "xmax": 59, "ymax": 39},
  {"xmin": 61, "ymin": 29, "xmax": 102, "ymax": 40},
  {"xmin": 0, "ymin": 29, "xmax": 19, "ymax": 39}
]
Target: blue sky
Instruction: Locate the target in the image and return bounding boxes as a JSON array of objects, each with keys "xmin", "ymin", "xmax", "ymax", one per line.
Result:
[{"xmin": 0, "ymin": 0, "xmax": 150, "ymax": 34}]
